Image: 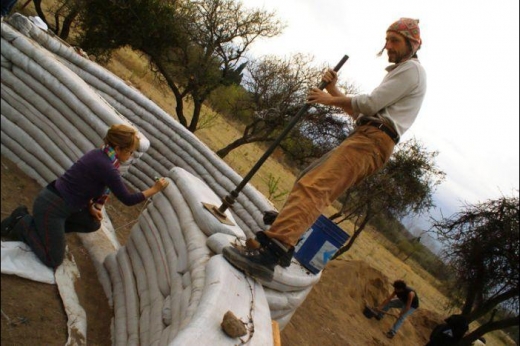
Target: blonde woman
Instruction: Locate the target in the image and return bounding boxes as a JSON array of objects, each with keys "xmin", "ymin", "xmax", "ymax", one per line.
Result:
[{"xmin": 1, "ymin": 124, "xmax": 168, "ymax": 268}]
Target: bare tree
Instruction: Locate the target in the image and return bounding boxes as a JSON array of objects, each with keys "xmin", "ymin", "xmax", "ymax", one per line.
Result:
[
  {"xmin": 31, "ymin": 0, "xmax": 81, "ymax": 40},
  {"xmin": 215, "ymin": 54, "xmax": 357, "ymax": 163},
  {"xmin": 77, "ymin": 0, "xmax": 284, "ymax": 132},
  {"xmin": 432, "ymin": 195, "xmax": 519, "ymax": 345},
  {"xmin": 332, "ymin": 138, "xmax": 445, "ymax": 258}
]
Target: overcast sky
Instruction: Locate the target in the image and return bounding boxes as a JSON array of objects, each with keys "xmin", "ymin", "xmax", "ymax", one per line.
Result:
[{"xmin": 242, "ymin": 0, "xmax": 520, "ymax": 230}]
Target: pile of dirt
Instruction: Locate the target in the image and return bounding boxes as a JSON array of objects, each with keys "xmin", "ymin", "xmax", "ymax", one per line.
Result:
[
  {"xmin": 1, "ymin": 155, "xmax": 444, "ymax": 345},
  {"xmin": 281, "ymin": 260, "xmax": 444, "ymax": 345}
]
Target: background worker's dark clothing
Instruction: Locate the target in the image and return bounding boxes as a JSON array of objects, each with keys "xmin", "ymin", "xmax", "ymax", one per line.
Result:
[
  {"xmin": 397, "ymin": 286, "xmax": 419, "ymax": 308},
  {"xmin": 1, "ymin": 0, "xmax": 18, "ymax": 16},
  {"xmin": 425, "ymin": 314, "xmax": 469, "ymax": 346}
]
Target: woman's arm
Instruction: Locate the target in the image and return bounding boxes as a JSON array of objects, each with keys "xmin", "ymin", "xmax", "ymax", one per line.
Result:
[{"xmin": 142, "ymin": 177, "xmax": 169, "ymax": 199}]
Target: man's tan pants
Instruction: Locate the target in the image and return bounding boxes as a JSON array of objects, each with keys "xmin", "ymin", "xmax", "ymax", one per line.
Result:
[{"xmin": 264, "ymin": 125, "xmax": 395, "ymax": 247}]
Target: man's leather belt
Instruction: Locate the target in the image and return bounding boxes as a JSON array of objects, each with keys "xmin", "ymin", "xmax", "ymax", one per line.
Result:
[{"xmin": 356, "ymin": 118, "xmax": 400, "ymax": 144}]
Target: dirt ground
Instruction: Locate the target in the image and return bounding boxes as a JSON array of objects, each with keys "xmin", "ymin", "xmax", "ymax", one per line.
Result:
[{"xmin": 1, "ymin": 154, "xmax": 447, "ymax": 345}]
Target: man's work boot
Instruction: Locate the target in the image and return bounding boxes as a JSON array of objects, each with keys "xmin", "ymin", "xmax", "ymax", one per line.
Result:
[
  {"xmin": 262, "ymin": 210, "xmax": 279, "ymax": 225},
  {"xmin": 255, "ymin": 231, "xmax": 294, "ymax": 267},
  {"xmin": 223, "ymin": 235, "xmax": 294, "ymax": 282},
  {"xmin": 1, "ymin": 206, "xmax": 28, "ymax": 237}
]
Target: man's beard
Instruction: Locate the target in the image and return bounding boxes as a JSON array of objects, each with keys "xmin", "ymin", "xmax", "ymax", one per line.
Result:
[{"xmin": 387, "ymin": 50, "xmax": 408, "ymax": 64}]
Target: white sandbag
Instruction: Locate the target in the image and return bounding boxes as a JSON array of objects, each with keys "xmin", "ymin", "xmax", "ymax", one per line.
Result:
[
  {"xmin": 1, "ymin": 88, "xmax": 74, "ymax": 170},
  {"xmin": 134, "ymin": 150, "xmax": 171, "ymax": 177},
  {"xmin": 264, "ymin": 285, "xmax": 313, "ymax": 312},
  {"xmin": 116, "ymin": 248, "xmax": 140, "ymax": 346},
  {"xmin": 179, "ymin": 272, "xmax": 192, "ymax": 328},
  {"xmin": 1, "ymin": 53, "xmax": 12, "ymax": 69},
  {"xmin": 147, "ymin": 202, "xmax": 179, "ymax": 291},
  {"xmin": 76, "ymin": 222, "xmax": 119, "ymax": 306},
  {"xmin": 1, "ymin": 114, "xmax": 64, "ymax": 178},
  {"xmin": 169, "ymin": 167, "xmax": 245, "ymax": 239},
  {"xmin": 153, "ymin": 195, "xmax": 189, "ymax": 275},
  {"xmin": 126, "ymin": 238, "xmax": 151, "ymax": 346},
  {"xmin": 1, "ymin": 68, "xmax": 84, "ymax": 159},
  {"xmin": 55, "ymin": 248, "xmax": 87, "ymax": 346},
  {"xmin": 6, "ymin": 13, "xmax": 34, "ymax": 37},
  {"xmin": 255, "ymin": 263, "xmax": 322, "ymax": 293},
  {"xmin": 104, "ymin": 253, "xmax": 128, "ymax": 346},
  {"xmin": 273, "ymin": 309, "xmax": 296, "ymax": 331},
  {"xmin": 1, "ymin": 241, "xmax": 55, "ymax": 284},
  {"xmin": 206, "ymin": 233, "xmax": 239, "ymax": 255},
  {"xmin": 0, "ymin": 38, "xmax": 102, "ymax": 141},
  {"xmin": 120, "ymin": 170, "xmax": 148, "ymax": 194},
  {"xmin": 0, "ymin": 126, "xmax": 55, "ymax": 184},
  {"xmin": 171, "ymin": 255, "xmax": 273, "ymax": 346},
  {"xmin": 0, "ymin": 142, "xmax": 46, "ymax": 187},
  {"xmin": 140, "ymin": 209, "xmax": 171, "ymax": 297},
  {"xmin": 2, "ymin": 27, "xmax": 151, "ymax": 156},
  {"xmin": 162, "ymin": 295, "xmax": 172, "ymax": 326},
  {"xmin": 167, "ymin": 282, "xmax": 183, "ymax": 342},
  {"xmin": 161, "ymin": 181, "xmax": 211, "ymax": 327},
  {"xmin": 130, "ymin": 221, "xmax": 164, "ymax": 346},
  {"xmin": 9, "ymin": 65, "xmax": 96, "ymax": 153},
  {"xmin": 127, "ymin": 155, "xmax": 164, "ymax": 182},
  {"xmin": 3, "ymin": 26, "xmax": 122, "ymax": 136}
]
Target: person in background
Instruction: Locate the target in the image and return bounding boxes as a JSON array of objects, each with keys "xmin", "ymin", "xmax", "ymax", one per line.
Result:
[
  {"xmin": 223, "ymin": 18, "xmax": 427, "ymax": 282},
  {"xmin": 425, "ymin": 314, "xmax": 469, "ymax": 346},
  {"xmin": 1, "ymin": 124, "xmax": 169, "ymax": 268},
  {"xmin": 376, "ymin": 280, "xmax": 420, "ymax": 339}
]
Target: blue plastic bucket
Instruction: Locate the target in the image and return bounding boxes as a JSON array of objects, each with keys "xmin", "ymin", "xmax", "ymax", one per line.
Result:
[{"xmin": 294, "ymin": 215, "xmax": 350, "ymax": 274}]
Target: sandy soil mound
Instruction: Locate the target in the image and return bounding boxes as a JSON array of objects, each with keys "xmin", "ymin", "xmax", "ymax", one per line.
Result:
[{"xmin": 281, "ymin": 259, "xmax": 445, "ymax": 345}]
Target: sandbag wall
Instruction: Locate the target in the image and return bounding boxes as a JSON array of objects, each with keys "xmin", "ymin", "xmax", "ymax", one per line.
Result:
[
  {"xmin": 0, "ymin": 16, "xmax": 151, "ymax": 300},
  {"xmin": 4, "ymin": 14, "xmax": 274, "ymax": 239},
  {"xmin": 0, "ymin": 18, "xmax": 151, "ymax": 185},
  {"xmin": 1, "ymin": 14, "xmax": 321, "ymax": 344},
  {"xmin": 103, "ymin": 166, "xmax": 274, "ymax": 345}
]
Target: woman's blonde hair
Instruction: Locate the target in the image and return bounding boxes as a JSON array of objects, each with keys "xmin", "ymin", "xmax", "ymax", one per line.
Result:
[{"xmin": 104, "ymin": 124, "xmax": 140, "ymax": 151}]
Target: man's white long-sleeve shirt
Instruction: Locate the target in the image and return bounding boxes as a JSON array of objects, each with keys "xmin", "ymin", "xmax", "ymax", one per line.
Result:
[{"xmin": 352, "ymin": 58, "xmax": 427, "ymax": 137}]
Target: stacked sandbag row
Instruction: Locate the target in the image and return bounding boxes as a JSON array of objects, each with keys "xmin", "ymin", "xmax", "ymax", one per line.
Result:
[
  {"xmin": 104, "ymin": 167, "xmax": 274, "ymax": 345},
  {"xmin": 5, "ymin": 13, "xmax": 274, "ymax": 238},
  {"xmin": 0, "ymin": 18, "xmax": 150, "ymax": 184},
  {"xmin": 173, "ymin": 168, "xmax": 321, "ymax": 331},
  {"xmin": 0, "ymin": 18, "xmax": 150, "ymax": 301}
]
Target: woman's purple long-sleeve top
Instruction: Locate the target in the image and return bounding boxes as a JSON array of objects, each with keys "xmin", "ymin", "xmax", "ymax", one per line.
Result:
[{"xmin": 55, "ymin": 149, "xmax": 145, "ymax": 209}]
